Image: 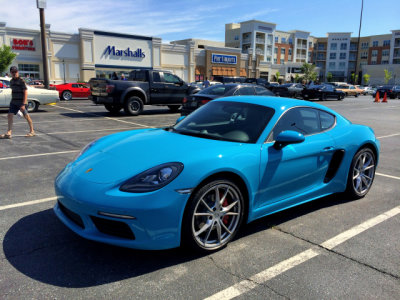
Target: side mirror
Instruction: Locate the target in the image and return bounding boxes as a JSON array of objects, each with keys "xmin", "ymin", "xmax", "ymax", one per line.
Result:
[
  {"xmin": 176, "ymin": 116, "xmax": 186, "ymax": 124},
  {"xmin": 273, "ymin": 130, "xmax": 305, "ymax": 150}
]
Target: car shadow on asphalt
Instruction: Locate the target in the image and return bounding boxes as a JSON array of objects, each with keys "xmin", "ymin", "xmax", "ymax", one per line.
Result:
[{"xmin": 3, "ymin": 193, "xmax": 354, "ymax": 288}]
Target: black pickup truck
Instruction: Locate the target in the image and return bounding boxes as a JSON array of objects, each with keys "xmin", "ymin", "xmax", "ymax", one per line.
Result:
[{"xmin": 90, "ymin": 69, "xmax": 198, "ymax": 115}]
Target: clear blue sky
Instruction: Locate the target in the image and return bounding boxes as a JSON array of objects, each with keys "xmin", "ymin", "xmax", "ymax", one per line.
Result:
[{"xmin": 0, "ymin": 0, "xmax": 398, "ymax": 42}]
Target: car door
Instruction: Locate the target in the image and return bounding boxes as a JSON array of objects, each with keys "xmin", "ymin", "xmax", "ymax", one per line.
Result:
[
  {"xmin": 70, "ymin": 84, "xmax": 80, "ymax": 97},
  {"xmin": 0, "ymin": 80, "xmax": 12, "ymax": 107},
  {"xmin": 256, "ymin": 107, "xmax": 336, "ymax": 208},
  {"xmin": 162, "ymin": 72, "xmax": 187, "ymax": 104}
]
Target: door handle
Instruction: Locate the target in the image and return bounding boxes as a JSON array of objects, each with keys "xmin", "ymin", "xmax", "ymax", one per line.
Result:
[{"xmin": 323, "ymin": 146, "xmax": 335, "ymax": 152}]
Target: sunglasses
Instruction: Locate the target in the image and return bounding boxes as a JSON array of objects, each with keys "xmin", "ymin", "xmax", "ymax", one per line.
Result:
[{"xmin": 11, "ymin": 71, "xmax": 18, "ymax": 74}]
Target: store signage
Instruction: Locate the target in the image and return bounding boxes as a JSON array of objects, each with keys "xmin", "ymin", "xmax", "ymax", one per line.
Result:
[
  {"xmin": 212, "ymin": 54, "xmax": 237, "ymax": 65},
  {"xmin": 103, "ymin": 45, "xmax": 145, "ymax": 58},
  {"xmin": 12, "ymin": 39, "xmax": 35, "ymax": 51},
  {"xmin": 332, "ymin": 38, "xmax": 348, "ymax": 41}
]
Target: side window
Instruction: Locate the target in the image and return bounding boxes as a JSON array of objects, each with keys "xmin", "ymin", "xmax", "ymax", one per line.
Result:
[
  {"xmin": 268, "ymin": 107, "xmax": 320, "ymax": 141},
  {"xmin": 153, "ymin": 72, "xmax": 161, "ymax": 82},
  {"xmin": 163, "ymin": 73, "xmax": 181, "ymax": 84},
  {"xmin": 319, "ymin": 110, "xmax": 335, "ymax": 130},
  {"xmin": 237, "ymin": 86, "xmax": 255, "ymax": 95},
  {"xmin": 72, "ymin": 84, "xmax": 79, "ymax": 88}
]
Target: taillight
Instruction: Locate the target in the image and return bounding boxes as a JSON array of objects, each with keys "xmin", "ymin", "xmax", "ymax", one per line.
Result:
[
  {"xmin": 182, "ymin": 97, "xmax": 187, "ymax": 103},
  {"xmin": 201, "ymin": 99, "xmax": 211, "ymax": 105},
  {"xmin": 106, "ymin": 84, "xmax": 115, "ymax": 94},
  {"xmin": 389, "ymin": 90, "xmax": 392, "ymax": 93}
]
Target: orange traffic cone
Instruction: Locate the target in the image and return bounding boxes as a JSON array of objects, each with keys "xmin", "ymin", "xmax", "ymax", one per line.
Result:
[
  {"xmin": 382, "ymin": 92, "xmax": 388, "ymax": 103},
  {"xmin": 374, "ymin": 91, "xmax": 380, "ymax": 102}
]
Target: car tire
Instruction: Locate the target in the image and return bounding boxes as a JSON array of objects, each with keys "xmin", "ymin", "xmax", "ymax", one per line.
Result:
[
  {"xmin": 355, "ymin": 93, "xmax": 358, "ymax": 98},
  {"xmin": 124, "ymin": 96, "xmax": 144, "ymax": 116},
  {"xmin": 346, "ymin": 148, "xmax": 376, "ymax": 199},
  {"xmin": 182, "ymin": 178, "xmax": 245, "ymax": 252},
  {"xmin": 27, "ymin": 100, "xmax": 39, "ymax": 112},
  {"xmin": 62, "ymin": 90, "xmax": 72, "ymax": 101},
  {"xmin": 168, "ymin": 105, "xmax": 180, "ymax": 113},
  {"xmin": 104, "ymin": 104, "xmax": 121, "ymax": 114}
]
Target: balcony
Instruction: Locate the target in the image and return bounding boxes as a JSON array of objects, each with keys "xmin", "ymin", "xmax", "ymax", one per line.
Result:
[
  {"xmin": 242, "ymin": 38, "xmax": 251, "ymax": 44},
  {"xmin": 256, "ymin": 38, "xmax": 265, "ymax": 44},
  {"xmin": 255, "ymin": 49, "xmax": 264, "ymax": 55},
  {"xmin": 297, "ymin": 54, "xmax": 307, "ymax": 59}
]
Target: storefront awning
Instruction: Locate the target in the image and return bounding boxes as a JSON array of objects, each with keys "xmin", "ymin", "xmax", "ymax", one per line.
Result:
[{"xmin": 212, "ymin": 67, "xmax": 237, "ymax": 76}]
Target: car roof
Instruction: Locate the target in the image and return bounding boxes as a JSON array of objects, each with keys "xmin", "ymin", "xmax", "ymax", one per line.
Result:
[{"xmin": 215, "ymin": 96, "xmax": 338, "ymax": 115}]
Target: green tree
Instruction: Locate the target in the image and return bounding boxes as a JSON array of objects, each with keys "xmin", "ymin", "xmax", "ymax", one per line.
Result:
[
  {"xmin": 384, "ymin": 69, "xmax": 392, "ymax": 84},
  {"xmin": 350, "ymin": 73, "xmax": 355, "ymax": 84},
  {"xmin": 354, "ymin": 74, "xmax": 359, "ymax": 85},
  {"xmin": 294, "ymin": 74, "xmax": 300, "ymax": 83},
  {"xmin": 363, "ymin": 74, "xmax": 370, "ymax": 85},
  {"xmin": 300, "ymin": 63, "xmax": 318, "ymax": 83},
  {"xmin": 275, "ymin": 71, "xmax": 280, "ymax": 83},
  {"xmin": 0, "ymin": 45, "xmax": 17, "ymax": 74},
  {"xmin": 327, "ymin": 72, "xmax": 333, "ymax": 82}
]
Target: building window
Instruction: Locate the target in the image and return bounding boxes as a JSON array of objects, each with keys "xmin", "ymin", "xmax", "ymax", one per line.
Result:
[
  {"xmin": 317, "ymin": 43, "xmax": 325, "ymax": 50},
  {"xmin": 288, "ymin": 48, "xmax": 292, "ymax": 55},
  {"xmin": 329, "ymin": 62, "xmax": 336, "ymax": 69},
  {"xmin": 350, "ymin": 43, "xmax": 357, "ymax": 50},
  {"xmin": 349, "ymin": 53, "xmax": 356, "ymax": 60},
  {"xmin": 274, "ymin": 47, "xmax": 278, "ymax": 54},
  {"xmin": 309, "ymin": 42, "xmax": 312, "ymax": 48},
  {"xmin": 382, "ymin": 49, "xmax": 389, "ymax": 56},
  {"xmin": 382, "ymin": 60, "xmax": 389, "ymax": 64},
  {"xmin": 372, "ymin": 41, "xmax": 378, "ymax": 47},
  {"xmin": 281, "ymin": 37, "xmax": 286, "ymax": 44},
  {"xmin": 234, "ymin": 35, "xmax": 239, "ymax": 40},
  {"xmin": 274, "ymin": 58, "xmax": 277, "ymax": 64},
  {"xmin": 281, "ymin": 60, "xmax": 285, "ymax": 64},
  {"xmin": 330, "ymin": 43, "xmax": 337, "ymax": 50},
  {"xmin": 339, "ymin": 62, "xmax": 346, "ymax": 69},
  {"xmin": 361, "ymin": 52, "xmax": 368, "ymax": 59},
  {"xmin": 348, "ymin": 62, "xmax": 355, "ymax": 69},
  {"xmin": 267, "ymin": 56, "xmax": 271, "ymax": 62},
  {"xmin": 383, "ymin": 40, "xmax": 390, "ymax": 46},
  {"xmin": 317, "ymin": 53, "xmax": 325, "ymax": 60},
  {"xmin": 371, "ymin": 50, "xmax": 378, "ymax": 57},
  {"xmin": 340, "ymin": 52, "xmax": 346, "ymax": 59},
  {"xmin": 316, "ymin": 62, "xmax": 324, "ymax": 68},
  {"xmin": 371, "ymin": 61, "xmax": 377, "ymax": 65},
  {"xmin": 288, "ymin": 38, "xmax": 293, "ymax": 45},
  {"xmin": 330, "ymin": 53, "xmax": 336, "ymax": 59},
  {"xmin": 281, "ymin": 48, "xmax": 285, "ymax": 55},
  {"xmin": 340, "ymin": 43, "xmax": 347, "ymax": 50},
  {"xmin": 361, "ymin": 42, "xmax": 369, "ymax": 49},
  {"xmin": 275, "ymin": 36, "xmax": 278, "ymax": 42}
]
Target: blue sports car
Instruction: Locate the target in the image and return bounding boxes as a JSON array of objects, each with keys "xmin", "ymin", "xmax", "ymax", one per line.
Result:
[{"xmin": 54, "ymin": 97, "xmax": 379, "ymax": 252}]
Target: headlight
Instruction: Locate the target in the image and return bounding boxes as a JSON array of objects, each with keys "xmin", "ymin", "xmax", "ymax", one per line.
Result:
[
  {"xmin": 74, "ymin": 139, "xmax": 99, "ymax": 161},
  {"xmin": 120, "ymin": 162, "xmax": 184, "ymax": 193}
]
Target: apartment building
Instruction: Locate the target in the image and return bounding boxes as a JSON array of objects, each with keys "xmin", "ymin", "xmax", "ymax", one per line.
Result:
[{"xmin": 225, "ymin": 20, "xmax": 316, "ymax": 81}]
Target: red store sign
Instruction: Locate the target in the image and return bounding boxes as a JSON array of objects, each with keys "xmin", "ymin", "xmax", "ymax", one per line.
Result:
[{"xmin": 12, "ymin": 39, "xmax": 35, "ymax": 51}]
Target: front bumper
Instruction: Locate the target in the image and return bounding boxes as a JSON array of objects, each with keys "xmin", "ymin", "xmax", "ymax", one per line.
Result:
[{"xmin": 54, "ymin": 167, "xmax": 190, "ymax": 250}]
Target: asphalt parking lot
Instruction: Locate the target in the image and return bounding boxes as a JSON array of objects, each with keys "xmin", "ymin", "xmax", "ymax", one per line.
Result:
[{"xmin": 0, "ymin": 95, "xmax": 399, "ymax": 299}]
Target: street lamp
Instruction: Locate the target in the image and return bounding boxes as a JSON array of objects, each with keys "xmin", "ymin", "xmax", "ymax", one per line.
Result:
[
  {"xmin": 62, "ymin": 59, "xmax": 66, "ymax": 83},
  {"xmin": 37, "ymin": 0, "xmax": 49, "ymax": 89}
]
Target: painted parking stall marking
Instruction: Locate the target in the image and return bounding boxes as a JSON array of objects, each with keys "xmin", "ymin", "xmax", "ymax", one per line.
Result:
[
  {"xmin": 0, "ymin": 150, "xmax": 79, "ymax": 161},
  {"xmin": 204, "ymin": 205, "xmax": 400, "ymax": 300},
  {"xmin": 0, "ymin": 197, "xmax": 57, "ymax": 211}
]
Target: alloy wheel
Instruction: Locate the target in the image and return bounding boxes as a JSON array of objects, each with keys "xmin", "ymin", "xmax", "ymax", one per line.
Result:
[
  {"xmin": 352, "ymin": 151, "xmax": 375, "ymax": 196},
  {"xmin": 192, "ymin": 183, "xmax": 242, "ymax": 250}
]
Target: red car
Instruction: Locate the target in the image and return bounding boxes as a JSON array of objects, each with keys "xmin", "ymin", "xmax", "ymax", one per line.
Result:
[{"xmin": 53, "ymin": 83, "xmax": 90, "ymax": 100}]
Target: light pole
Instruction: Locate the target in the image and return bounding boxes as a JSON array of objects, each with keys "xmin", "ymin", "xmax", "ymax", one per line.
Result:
[
  {"xmin": 37, "ymin": 0, "xmax": 49, "ymax": 89},
  {"xmin": 355, "ymin": 0, "xmax": 364, "ymax": 85},
  {"xmin": 62, "ymin": 59, "xmax": 66, "ymax": 83}
]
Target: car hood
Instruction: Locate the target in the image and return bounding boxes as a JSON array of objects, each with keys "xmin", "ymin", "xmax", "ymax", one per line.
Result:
[{"xmin": 71, "ymin": 128, "xmax": 247, "ymax": 184}]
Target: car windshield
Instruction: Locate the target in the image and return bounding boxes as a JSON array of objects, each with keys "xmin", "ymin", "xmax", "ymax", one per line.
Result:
[
  {"xmin": 199, "ymin": 85, "xmax": 233, "ymax": 95},
  {"xmin": 172, "ymin": 101, "xmax": 275, "ymax": 143}
]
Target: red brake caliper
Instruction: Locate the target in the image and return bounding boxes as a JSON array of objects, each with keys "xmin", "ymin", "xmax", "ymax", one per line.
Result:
[{"xmin": 221, "ymin": 191, "xmax": 229, "ymax": 225}]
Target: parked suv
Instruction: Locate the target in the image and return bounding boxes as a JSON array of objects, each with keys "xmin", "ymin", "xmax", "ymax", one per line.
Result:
[{"xmin": 373, "ymin": 85, "xmax": 400, "ymax": 99}]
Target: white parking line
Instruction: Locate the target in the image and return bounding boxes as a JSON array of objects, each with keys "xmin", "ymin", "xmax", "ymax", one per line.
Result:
[
  {"xmin": 376, "ymin": 172, "xmax": 400, "ymax": 181},
  {"xmin": 0, "ymin": 150, "xmax": 79, "ymax": 161},
  {"xmin": 204, "ymin": 205, "xmax": 400, "ymax": 300},
  {"xmin": 53, "ymin": 105, "xmax": 151, "ymax": 127},
  {"xmin": 11, "ymin": 127, "xmax": 135, "ymax": 137},
  {"xmin": 0, "ymin": 197, "xmax": 57, "ymax": 211},
  {"xmin": 377, "ymin": 133, "xmax": 400, "ymax": 139}
]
